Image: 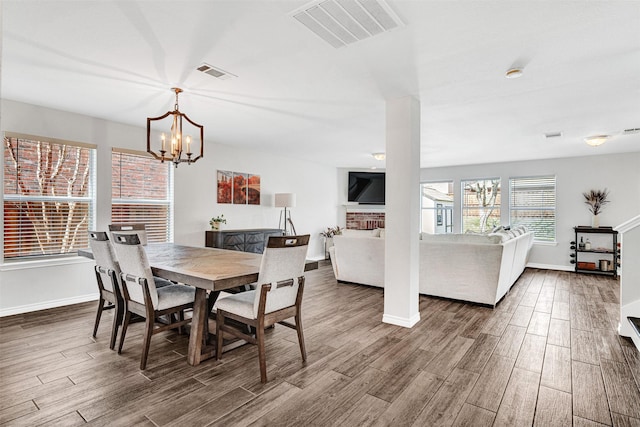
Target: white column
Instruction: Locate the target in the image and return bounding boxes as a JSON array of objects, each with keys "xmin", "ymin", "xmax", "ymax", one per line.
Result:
[{"xmin": 383, "ymin": 96, "xmax": 421, "ymax": 328}]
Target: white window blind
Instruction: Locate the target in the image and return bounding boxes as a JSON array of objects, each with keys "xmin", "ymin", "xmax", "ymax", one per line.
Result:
[
  {"xmin": 111, "ymin": 150, "xmax": 173, "ymax": 243},
  {"xmin": 510, "ymin": 175, "xmax": 556, "ymax": 242},
  {"xmin": 3, "ymin": 134, "xmax": 96, "ymax": 260}
]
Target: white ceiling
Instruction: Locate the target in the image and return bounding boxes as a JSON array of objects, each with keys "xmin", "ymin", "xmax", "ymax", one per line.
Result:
[{"xmin": 2, "ymin": 0, "xmax": 639, "ymax": 169}]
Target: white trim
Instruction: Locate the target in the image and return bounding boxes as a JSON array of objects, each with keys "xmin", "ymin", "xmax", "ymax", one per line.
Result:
[
  {"xmin": 0, "ymin": 293, "xmax": 99, "ymax": 317},
  {"xmin": 0, "ymin": 255, "xmax": 93, "ymax": 272},
  {"xmin": 382, "ymin": 312, "xmax": 420, "ymax": 328},
  {"xmin": 615, "ymin": 215, "xmax": 640, "ymax": 233},
  {"xmin": 526, "ymin": 262, "xmax": 573, "ymax": 272}
]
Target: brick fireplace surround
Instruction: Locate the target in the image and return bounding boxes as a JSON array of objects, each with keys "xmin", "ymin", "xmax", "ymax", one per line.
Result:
[{"xmin": 346, "ymin": 212, "xmax": 385, "ymax": 230}]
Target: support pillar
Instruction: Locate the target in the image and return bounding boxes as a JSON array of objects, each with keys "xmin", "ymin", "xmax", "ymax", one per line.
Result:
[{"xmin": 382, "ymin": 96, "xmax": 421, "ymax": 328}]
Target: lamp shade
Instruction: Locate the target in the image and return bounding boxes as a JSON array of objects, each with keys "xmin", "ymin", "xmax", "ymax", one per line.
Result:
[{"xmin": 275, "ymin": 193, "xmax": 296, "ymax": 208}]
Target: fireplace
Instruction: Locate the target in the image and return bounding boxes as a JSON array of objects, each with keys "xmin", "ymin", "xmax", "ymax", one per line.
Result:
[{"xmin": 346, "ymin": 212, "xmax": 385, "ymax": 230}]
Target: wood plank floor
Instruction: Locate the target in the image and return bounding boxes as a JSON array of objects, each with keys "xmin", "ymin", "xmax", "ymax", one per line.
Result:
[{"xmin": 1, "ymin": 263, "xmax": 639, "ymax": 426}]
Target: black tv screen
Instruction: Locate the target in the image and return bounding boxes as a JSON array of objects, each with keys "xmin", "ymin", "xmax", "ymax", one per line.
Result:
[{"xmin": 348, "ymin": 172, "xmax": 385, "ymax": 205}]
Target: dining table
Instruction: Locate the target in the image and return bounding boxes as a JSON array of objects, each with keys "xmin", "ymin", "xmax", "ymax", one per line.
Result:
[{"xmin": 79, "ymin": 242, "xmax": 317, "ymax": 366}]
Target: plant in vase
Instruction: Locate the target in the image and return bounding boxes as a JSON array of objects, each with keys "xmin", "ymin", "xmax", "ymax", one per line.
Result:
[
  {"xmin": 320, "ymin": 226, "xmax": 342, "ymax": 238},
  {"xmin": 320, "ymin": 226, "xmax": 342, "ymax": 260},
  {"xmin": 209, "ymin": 214, "xmax": 227, "ymax": 230},
  {"xmin": 583, "ymin": 188, "xmax": 609, "ymax": 228}
]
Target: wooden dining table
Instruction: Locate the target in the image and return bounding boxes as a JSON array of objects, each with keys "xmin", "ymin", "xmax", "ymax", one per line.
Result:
[{"xmin": 79, "ymin": 243, "xmax": 317, "ymax": 366}]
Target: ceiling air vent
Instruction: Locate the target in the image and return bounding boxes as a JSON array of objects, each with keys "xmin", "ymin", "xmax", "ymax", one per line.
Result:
[
  {"xmin": 196, "ymin": 63, "xmax": 237, "ymax": 80},
  {"xmin": 544, "ymin": 132, "xmax": 563, "ymax": 139},
  {"xmin": 623, "ymin": 127, "xmax": 640, "ymax": 135},
  {"xmin": 291, "ymin": 0, "xmax": 404, "ymax": 48}
]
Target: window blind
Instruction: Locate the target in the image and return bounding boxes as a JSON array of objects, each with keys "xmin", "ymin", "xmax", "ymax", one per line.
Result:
[
  {"xmin": 111, "ymin": 150, "xmax": 173, "ymax": 243},
  {"xmin": 510, "ymin": 175, "xmax": 556, "ymax": 242},
  {"xmin": 3, "ymin": 135, "xmax": 96, "ymax": 259}
]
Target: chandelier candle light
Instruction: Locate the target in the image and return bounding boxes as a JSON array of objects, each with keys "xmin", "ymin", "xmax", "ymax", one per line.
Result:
[{"xmin": 147, "ymin": 88, "xmax": 204, "ymax": 167}]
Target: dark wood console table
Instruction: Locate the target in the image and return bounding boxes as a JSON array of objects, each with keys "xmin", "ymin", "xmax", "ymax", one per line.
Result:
[{"xmin": 205, "ymin": 228, "xmax": 283, "ymax": 254}]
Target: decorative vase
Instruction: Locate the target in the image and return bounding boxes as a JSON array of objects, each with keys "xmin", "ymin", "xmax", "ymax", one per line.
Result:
[
  {"xmin": 211, "ymin": 222, "xmax": 220, "ymax": 231},
  {"xmin": 591, "ymin": 215, "xmax": 600, "ymax": 228},
  {"xmin": 324, "ymin": 237, "xmax": 334, "ymax": 260}
]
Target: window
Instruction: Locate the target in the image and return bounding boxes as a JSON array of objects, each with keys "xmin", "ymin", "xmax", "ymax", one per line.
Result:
[
  {"xmin": 421, "ymin": 181, "xmax": 454, "ymax": 234},
  {"xmin": 3, "ymin": 134, "xmax": 96, "ymax": 260},
  {"xmin": 462, "ymin": 178, "xmax": 501, "ymax": 233},
  {"xmin": 111, "ymin": 149, "xmax": 173, "ymax": 243},
  {"xmin": 510, "ymin": 175, "xmax": 556, "ymax": 242}
]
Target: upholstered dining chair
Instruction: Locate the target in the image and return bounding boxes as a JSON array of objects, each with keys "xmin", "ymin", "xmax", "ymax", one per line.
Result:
[
  {"xmin": 216, "ymin": 234, "xmax": 310, "ymax": 383},
  {"xmin": 88, "ymin": 231, "xmax": 123, "ymax": 350},
  {"xmin": 111, "ymin": 233, "xmax": 196, "ymax": 369},
  {"xmin": 108, "ymin": 223, "xmax": 149, "ymax": 245},
  {"xmin": 108, "ymin": 223, "xmax": 173, "ymax": 287}
]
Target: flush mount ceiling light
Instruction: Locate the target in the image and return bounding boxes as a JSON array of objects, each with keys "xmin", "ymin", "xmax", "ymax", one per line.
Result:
[
  {"xmin": 147, "ymin": 88, "xmax": 204, "ymax": 167},
  {"xmin": 372, "ymin": 152, "xmax": 385, "ymax": 160},
  {"xmin": 505, "ymin": 68, "xmax": 524, "ymax": 79},
  {"xmin": 584, "ymin": 135, "xmax": 610, "ymax": 147}
]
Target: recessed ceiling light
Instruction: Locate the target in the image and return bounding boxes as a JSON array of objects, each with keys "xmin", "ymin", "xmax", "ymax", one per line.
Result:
[
  {"xmin": 584, "ymin": 135, "xmax": 610, "ymax": 147},
  {"xmin": 372, "ymin": 152, "xmax": 385, "ymax": 160},
  {"xmin": 505, "ymin": 68, "xmax": 523, "ymax": 79}
]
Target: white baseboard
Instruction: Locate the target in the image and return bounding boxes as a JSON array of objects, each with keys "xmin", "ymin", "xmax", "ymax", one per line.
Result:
[
  {"xmin": 382, "ymin": 312, "xmax": 420, "ymax": 328},
  {"xmin": 0, "ymin": 293, "xmax": 99, "ymax": 317},
  {"xmin": 526, "ymin": 263, "xmax": 574, "ymax": 272}
]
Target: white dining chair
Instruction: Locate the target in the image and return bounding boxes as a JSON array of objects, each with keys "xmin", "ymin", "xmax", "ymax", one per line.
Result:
[
  {"xmin": 215, "ymin": 234, "xmax": 310, "ymax": 383},
  {"xmin": 111, "ymin": 233, "xmax": 196, "ymax": 369},
  {"xmin": 88, "ymin": 231, "xmax": 123, "ymax": 350}
]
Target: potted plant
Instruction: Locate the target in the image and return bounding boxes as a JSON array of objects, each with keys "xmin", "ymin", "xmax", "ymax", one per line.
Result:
[
  {"xmin": 583, "ymin": 188, "xmax": 609, "ymax": 228},
  {"xmin": 209, "ymin": 214, "xmax": 227, "ymax": 230},
  {"xmin": 320, "ymin": 226, "xmax": 342, "ymax": 259}
]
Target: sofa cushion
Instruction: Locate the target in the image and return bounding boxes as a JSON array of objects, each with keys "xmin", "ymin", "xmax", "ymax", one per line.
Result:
[
  {"xmin": 341, "ymin": 229, "xmax": 376, "ymax": 238},
  {"xmin": 421, "ymin": 233, "xmax": 502, "ymax": 244},
  {"xmin": 489, "ymin": 231, "xmax": 512, "ymax": 242}
]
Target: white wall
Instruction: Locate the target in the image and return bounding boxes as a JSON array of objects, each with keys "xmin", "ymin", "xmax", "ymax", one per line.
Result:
[
  {"xmin": 420, "ymin": 153, "xmax": 640, "ymax": 270},
  {"xmin": 0, "ymin": 99, "xmax": 337, "ymax": 315}
]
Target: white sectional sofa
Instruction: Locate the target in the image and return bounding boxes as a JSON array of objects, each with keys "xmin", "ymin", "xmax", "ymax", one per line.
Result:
[{"xmin": 329, "ymin": 227, "xmax": 534, "ymax": 307}]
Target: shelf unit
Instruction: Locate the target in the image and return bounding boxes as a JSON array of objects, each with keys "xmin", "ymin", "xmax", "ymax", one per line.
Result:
[{"xmin": 570, "ymin": 226, "xmax": 619, "ymax": 277}]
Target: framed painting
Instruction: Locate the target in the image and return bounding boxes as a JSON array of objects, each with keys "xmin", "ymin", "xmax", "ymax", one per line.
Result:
[
  {"xmin": 233, "ymin": 172, "xmax": 248, "ymax": 204},
  {"xmin": 217, "ymin": 170, "xmax": 232, "ymax": 204},
  {"xmin": 247, "ymin": 174, "xmax": 260, "ymax": 205}
]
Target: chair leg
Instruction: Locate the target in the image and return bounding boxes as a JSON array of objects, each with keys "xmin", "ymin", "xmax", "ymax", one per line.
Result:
[
  {"xmin": 295, "ymin": 313, "xmax": 307, "ymax": 362},
  {"xmin": 118, "ymin": 310, "xmax": 132, "ymax": 354},
  {"xmin": 140, "ymin": 317, "xmax": 155, "ymax": 370},
  {"xmin": 93, "ymin": 297, "xmax": 105, "ymax": 338},
  {"xmin": 177, "ymin": 310, "xmax": 184, "ymax": 335},
  {"xmin": 109, "ymin": 301, "xmax": 123, "ymax": 350},
  {"xmin": 256, "ymin": 326, "xmax": 267, "ymax": 383},
  {"xmin": 216, "ymin": 312, "xmax": 225, "ymax": 360}
]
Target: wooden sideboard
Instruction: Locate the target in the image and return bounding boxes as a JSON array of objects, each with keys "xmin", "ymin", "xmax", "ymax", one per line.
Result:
[{"xmin": 205, "ymin": 228, "xmax": 283, "ymax": 254}]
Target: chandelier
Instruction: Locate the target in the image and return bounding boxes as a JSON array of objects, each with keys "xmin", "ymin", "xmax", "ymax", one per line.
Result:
[{"xmin": 147, "ymin": 88, "xmax": 204, "ymax": 167}]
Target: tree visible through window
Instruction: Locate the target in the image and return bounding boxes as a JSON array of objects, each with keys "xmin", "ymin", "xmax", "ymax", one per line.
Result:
[
  {"xmin": 111, "ymin": 150, "xmax": 173, "ymax": 243},
  {"xmin": 3, "ymin": 134, "xmax": 96, "ymax": 259},
  {"xmin": 462, "ymin": 178, "xmax": 501, "ymax": 233},
  {"xmin": 510, "ymin": 176, "xmax": 556, "ymax": 242}
]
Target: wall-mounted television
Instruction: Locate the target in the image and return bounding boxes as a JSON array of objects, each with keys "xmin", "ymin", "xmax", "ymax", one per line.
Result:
[{"xmin": 348, "ymin": 171, "xmax": 385, "ymax": 205}]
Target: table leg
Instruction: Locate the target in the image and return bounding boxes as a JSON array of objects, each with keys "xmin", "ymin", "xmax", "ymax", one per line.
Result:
[{"xmin": 187, "ymin": 288, "xmax": 208, "ymax": 365}]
